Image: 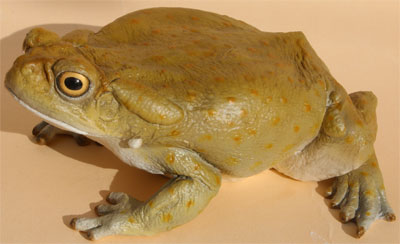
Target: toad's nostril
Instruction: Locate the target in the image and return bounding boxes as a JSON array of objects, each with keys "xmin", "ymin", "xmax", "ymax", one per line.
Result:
[{"xmin": 21, "ymin": 63, "xmax": 36, "ymax": 76}]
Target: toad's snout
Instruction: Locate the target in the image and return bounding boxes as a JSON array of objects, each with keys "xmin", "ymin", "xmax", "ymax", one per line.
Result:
[{"xmin": 5, "ymin": 56, "xmax": 52, "ymax": 98}]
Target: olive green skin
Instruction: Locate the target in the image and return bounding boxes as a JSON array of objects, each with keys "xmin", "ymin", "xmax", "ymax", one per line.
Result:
[
  {"xmin": 6, "ymin": 8, "xmax": 331, "ymax": 177},
  {"xmin": 5, "ymin": 7, "xmax": 395, "ymax": 240}
]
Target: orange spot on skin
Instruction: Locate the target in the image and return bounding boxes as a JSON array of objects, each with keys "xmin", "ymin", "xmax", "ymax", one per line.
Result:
[
  {"xmin": 318, "ymin": 80, "xmax": 325, "ymax": 88},
  {"xmin": 215, "ymin": 175, "xmax": 221, "ymax": 185},
  {"xmin": 159, "ymin": 114, "xmax": 167, "ymax": 120},
  {"xmin": 250, "ymin": 89, "xmax": 259, "ymax": 96},
  {"xmin": 260, "ymin": 40, "xmax": 269, "ymax": 46},
  {"xmin": 294, "ymin": 125, "xmax": 300, "ymax": 132},
  {"xmin": 233, "ymin": 134, "xmax": 242, "ymax": 144},
  {"xmin": 251, "ymin": 161, "xmax": 263, "ymax": 170},
  {"xmin": 162, "ymin": 213, "xmax": 173, "ymax": 222},
  {"xmin": 215, "ymin": 77, "xmax": 225, "ymax": 82},
  {"xmin": 280, "ymin": 97, "xmax": 288, "ymax": 104},
  {"xmin": 283, "ymin": 144, "xmax": 294, "ymax": 152},
  {"xmin": 227, "ymin": 97, "xmax": 236, "ymax": 103},
  {"xmin": 361, "ymin": 171, "xmax": 369, "ymax": 176},
  {"xmin": 131, "ymin": 18, "xmax": 140, "ymax": 24},
  {"xmin": 191, "ymin": 16, "xmax": 200, "ymax": 21},
  {"xmin": 228, "ymin": 122, "xmax": 235, "ymax": 127},
  {"xmin": 202, "ymin": 134, "xmax": 212, "ymax": 140},
  {"xmin": 288, "ymin": 77, "xmax": 294, "ymax": 83},
  {"xmin": 247, "ymin": 47, "xmax": 257, "ymax": 52},
  {"xmin": 128, "ymin": 217, "xmax": 135, "ymax": 223},
  {"xmin": 304, "ymin": 103, "xmax": 312, "ymax": 112},
  {"xmin": 299, "ymin": 79, "xmax": 305, "ymax": 84},
  {"xmin": 364, "ymin": 190, "xmax": 374, "ymax": 196},
  {"xmin": 166, "ymin": 153, "xmax": 175, "ymax": 164},
  {"xmin": 170, "ymin": 130, "xmax": 180, "ymax": 136},
  {"xmin": 247, "ymin": 128, "xmax": 257, "ymax": 135},
  {"xmin": 186, "ymin": 200, "xmax": 195, "ymax": 208},
  {"xmin": 168, "ymin": 187, "xmax": 175, "ymax": 194},
  {"xmin": 346, "ymin": 136, "xmax": 354, "ymax": 144},
  {"xmin": 148, "ymin": 201, "xmax": 154, "ymax": 208},
  {"xmin": 152, "ymin": 29, "xmax": 161, "ymax": 34},
  {"xmin": 365, "ymin": 211, "xmax": 371, "ymax": 216},
  {"xmin": 265, "ymin": 144, "xmax": 273, "ymax": 149},
  {"xmin": 371, "ymin": 161, "xmax": 378, "ymax": 168},
  {"xmin": 356, "ymin": 119, "xmax": 364, "ymax": 127},
  {"xmin": 272, "ymin": 117, "xmax": 281, "ymax": 126},
  {"xmin": 240, "ymin": 109, "xmax": 248, "ymax": 117},
  {"xmin": 208, "ymin": 109, "xmax": 216, "ymax": 116}
]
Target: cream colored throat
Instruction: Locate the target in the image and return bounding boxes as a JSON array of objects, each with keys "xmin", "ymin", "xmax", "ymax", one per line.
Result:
[{"xmin": 8, "ymin": 91, "xmax": 88, "ymax": 135}]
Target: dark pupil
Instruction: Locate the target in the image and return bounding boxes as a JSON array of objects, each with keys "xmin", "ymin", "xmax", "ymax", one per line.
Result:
[{"xmin": 64, "ymin": 77, "xmax": 83, "ymax": 90}]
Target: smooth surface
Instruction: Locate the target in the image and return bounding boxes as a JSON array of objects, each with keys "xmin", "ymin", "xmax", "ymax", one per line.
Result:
[{"xmin": 1, "ymin": 0, "xmax": 399, "ymax": 243}]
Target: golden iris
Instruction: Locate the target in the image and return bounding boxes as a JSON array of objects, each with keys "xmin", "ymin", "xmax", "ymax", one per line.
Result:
[{"xmin": 56, "ymin": 72, "xmax": 89, "ymax": 97}]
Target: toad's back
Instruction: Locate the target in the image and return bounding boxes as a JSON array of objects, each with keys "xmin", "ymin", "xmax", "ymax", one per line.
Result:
[{"xmin": 88, "ymin": 8, "xmax": 330, "ymax": 176}]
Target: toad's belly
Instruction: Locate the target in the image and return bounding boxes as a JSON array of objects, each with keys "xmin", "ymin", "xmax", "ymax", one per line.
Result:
[{"xmin": 186, "ymin": 86, "xmax": 327, "ymax": 177}]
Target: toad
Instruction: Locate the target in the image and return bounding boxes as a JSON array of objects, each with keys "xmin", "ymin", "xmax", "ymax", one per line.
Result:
[{"xmin": 5, "ymin": 7, "xmax": 395, "ymax": 240}]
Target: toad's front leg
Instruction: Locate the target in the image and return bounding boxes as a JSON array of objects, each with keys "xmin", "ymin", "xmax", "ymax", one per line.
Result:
[
  {"xmin": 327, "ymin": 152, "xmax": 396, "ymax": 237},
  {"xmin": 71, "ymin": 147, "xmax": 221, "ymax": 240},
  {"xmin": 32, "ymin": 121, "xmax": 95, "ymax": 146}
]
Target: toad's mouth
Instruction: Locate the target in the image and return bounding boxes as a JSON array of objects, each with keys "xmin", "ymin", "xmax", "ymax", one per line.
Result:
[{"xmin": 7, "ymin": 88, "xmax": 89, "ymax": 136}]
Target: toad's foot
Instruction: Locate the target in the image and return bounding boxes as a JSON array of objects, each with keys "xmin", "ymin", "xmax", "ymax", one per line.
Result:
[
  {"xmin": 71, "ymin": 192, "xmax": 143, "ymax": 240},
  {"xmin": 32, "ymin": 121, "xmax": 97, "ymax": 146},
  {"xmin": 326, "ymin": 152, "xmax": 396, "ymax": 237}
]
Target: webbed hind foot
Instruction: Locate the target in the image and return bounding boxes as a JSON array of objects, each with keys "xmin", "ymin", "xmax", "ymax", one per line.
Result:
[{"xmin": 326, "ymin": 153, "xmax": 396, "ymax": 237}]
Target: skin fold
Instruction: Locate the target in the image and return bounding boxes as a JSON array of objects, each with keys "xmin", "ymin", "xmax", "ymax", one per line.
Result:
[{"xmin": 4, "ymin": 7, "xmax": 395, "ymax": 240}]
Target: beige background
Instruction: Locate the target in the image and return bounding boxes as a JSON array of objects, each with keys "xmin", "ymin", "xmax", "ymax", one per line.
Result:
[{"xmin": 1, "ymin": 0, "xmax": 399, "ymax": 243}]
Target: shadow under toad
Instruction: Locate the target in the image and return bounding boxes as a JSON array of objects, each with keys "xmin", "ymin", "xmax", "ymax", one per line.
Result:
[{"xmin": 1, "ymin": 24, "xmax": 168, "ymax": 239}]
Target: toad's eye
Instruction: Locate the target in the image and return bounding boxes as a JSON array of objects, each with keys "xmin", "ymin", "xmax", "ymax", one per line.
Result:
[{"xmin": 56, "ymin": 72, "xmax": 90, "ymax": 97}]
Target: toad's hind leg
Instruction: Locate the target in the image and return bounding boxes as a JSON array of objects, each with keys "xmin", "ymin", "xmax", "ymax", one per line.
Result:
[
  {"xmin": 326, "ymin": 91, "xmax": 395, "ymax": 237},
  {"xmin": 274, "ymin": 89, "xmax": 395, "ymax": 237},
  {"xmin": 273, "ymin": 88, "xmax": 377, "ymax": 181}
]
